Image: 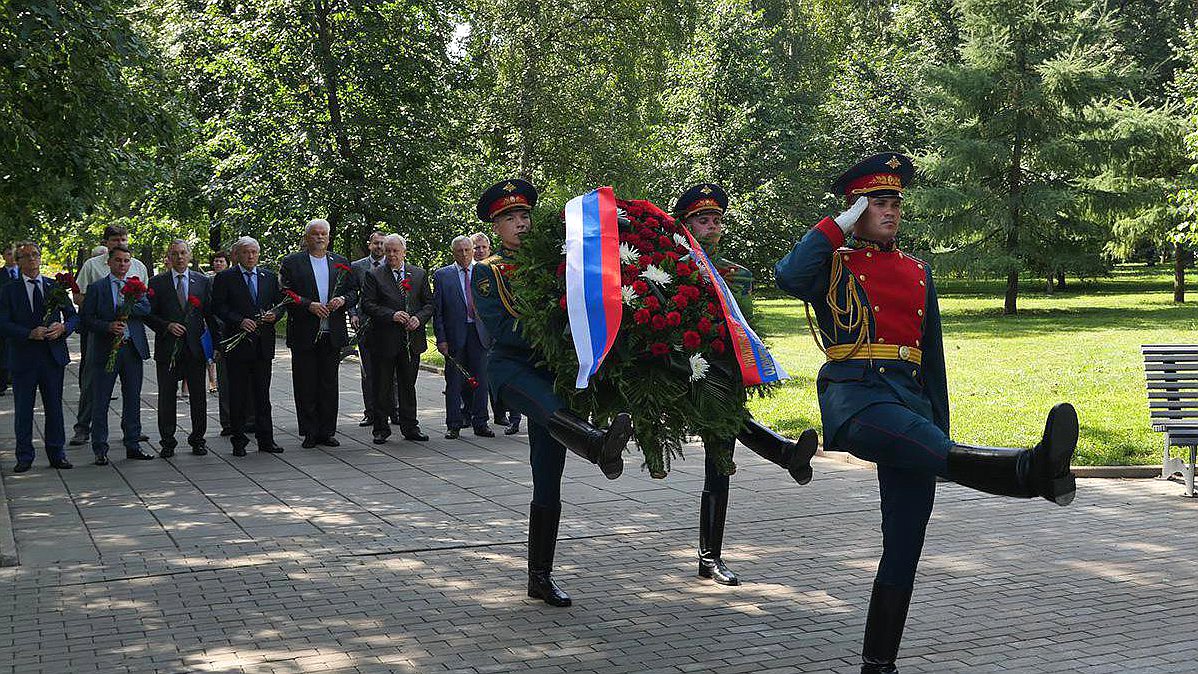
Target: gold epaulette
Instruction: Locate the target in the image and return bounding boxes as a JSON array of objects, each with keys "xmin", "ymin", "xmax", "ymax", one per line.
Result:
[{"xmin": 478, "ymin": 255, "xmax": 519, "ymax": 317}]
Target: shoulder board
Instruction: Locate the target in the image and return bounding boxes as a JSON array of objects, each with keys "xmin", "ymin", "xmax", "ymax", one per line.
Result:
[{"xmin": 478, "ymin": 254, "xmax": 504, "ymax": 267}]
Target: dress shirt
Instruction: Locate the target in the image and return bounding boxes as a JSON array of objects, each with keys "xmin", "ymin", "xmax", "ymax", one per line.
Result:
[
  {"xmin": 23, "ymin": 274, "xmax": 41, "ymax": 313},
  {"xmin": 457, "ymin": 262, "xmax": 475, "ymax": 324}
]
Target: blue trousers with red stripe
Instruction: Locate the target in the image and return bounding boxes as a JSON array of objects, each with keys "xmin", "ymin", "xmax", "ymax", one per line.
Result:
[{"xmin": 834, "ymin": 403, "xmax": 953, "ymax": 590}]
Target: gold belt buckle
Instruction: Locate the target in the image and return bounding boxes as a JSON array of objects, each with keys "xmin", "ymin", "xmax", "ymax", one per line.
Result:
[{"xmin": 898, "ymin": 345, "xmax": 911, "ymax": 361}]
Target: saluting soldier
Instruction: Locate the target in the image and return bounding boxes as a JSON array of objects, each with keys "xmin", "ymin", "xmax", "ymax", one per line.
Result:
[
  {"xmin": 775, "ymin": 153, "xmax": 1079, "ymax": 674},
  {"xmin": 672, "ymin": 183, "xmax": 819, "ymax": 586},
  {"xmin": 471, "ymin": 178, "xmax": 633, "ymax": 608}
]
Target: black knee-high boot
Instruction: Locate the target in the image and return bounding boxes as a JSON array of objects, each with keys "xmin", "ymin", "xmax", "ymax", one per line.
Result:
[
  {"xmin": 698, "ymin": 490, "xmax": 738, "ymax": 585},
  {"xmin": 947, "ymin": 402, "xmax": 1078, "ymax": 506},
  {"xmin": 861, "ymin": 581, "xmax": 913, "ymax": 673},
  {"xmin": 737, "ymin": 419, "xmax": 818, "ymax": 485},
  {"xmin": 546, "ymin": 410, "xmax": 631, "ymax": 480},
  {"xmin": 527, "ymin": 502, "xmax": 571, "ymax": 607}
]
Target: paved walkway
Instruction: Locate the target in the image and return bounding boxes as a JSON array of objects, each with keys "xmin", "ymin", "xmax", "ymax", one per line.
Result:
[{"xmin": 1, "ymin": 338, "xmax": 1195, "ymax": 673}]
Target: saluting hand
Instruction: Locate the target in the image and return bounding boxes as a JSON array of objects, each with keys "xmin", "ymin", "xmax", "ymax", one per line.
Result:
[{"xmin": 835, "ymin": 195, "xmax": 870, "ymax": 234}]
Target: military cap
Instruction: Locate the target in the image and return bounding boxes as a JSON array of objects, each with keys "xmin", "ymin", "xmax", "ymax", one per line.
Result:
[
  {"xmin": 673, "ymin": 183, "xmax": 729, "ymax": 220},
  {"xmin": 829, "ymin": 152, "xmax": 915, "ymax": 199},
  {"xmin": 477, "ymin": 179, "xmax": 538, "ymax": 222}
]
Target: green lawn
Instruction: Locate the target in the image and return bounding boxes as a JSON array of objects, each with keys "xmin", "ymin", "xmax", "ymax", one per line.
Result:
[{"xmin": 748, "ymin": 263, "xmax": 1198, "ymax": 465}]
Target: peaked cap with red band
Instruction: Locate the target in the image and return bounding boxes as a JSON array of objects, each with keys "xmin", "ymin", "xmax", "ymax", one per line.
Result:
[
  {"xmin": 673, "ymin": 183, "xmax": 729, "ymax": 220},
  {"xmin": 477, "ymin": 179, "xmax": 538, "ymax": 222},
  {"xmin": 829, "ymin": 152, "xmax": 915, "ymax": 200}
]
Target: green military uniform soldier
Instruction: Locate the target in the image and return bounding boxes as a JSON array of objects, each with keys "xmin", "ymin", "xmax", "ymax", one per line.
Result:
[
  {"xmin": 471, "ymin": 178, "xmax": 634, "ymax": 607},
  {"xmin": 673, "ymin": 183, "xmax": 819, "ymax": 586}
]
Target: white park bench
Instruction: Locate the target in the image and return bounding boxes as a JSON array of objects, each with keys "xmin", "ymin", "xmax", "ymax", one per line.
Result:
[{"xmin": 1143, "ymin": 344, "xmax": 1198, "ymax": 497}]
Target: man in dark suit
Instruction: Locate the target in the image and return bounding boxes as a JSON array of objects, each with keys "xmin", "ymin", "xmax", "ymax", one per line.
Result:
[
  {"xmin": 210, "ymin": 236, "xmax": 284, "ymax": 457},
  {"xmin": 359, "ymin": 234, "xmax": 432, "ymax": 444},
  {"xmin": 433, "ymin": 235, "xmax": 493, "ymax": 439},
  {"xmin": 0, "ymin": 244, "xmax": 17, "ymax": 397},
  {"xmin": 280, "ymin": 219, "xmax": 358, "ymax": 448},
  {"xmin": 0, "ymin": 242, "xmax": 78, "ymax": 472},
  {"xmin": 80, "ymin": 245, "xmax": 154, "ymax": 464},
  {"xmin": 145, "ymin": 239, "xmax": 214, "ymax": 457},
  {"xmin": 350, "ymin": 230, "xmax": 398, "ymax": 427}
]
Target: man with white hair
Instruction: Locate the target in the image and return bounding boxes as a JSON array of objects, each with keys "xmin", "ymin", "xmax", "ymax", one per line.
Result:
[
  {"xmin": 359, "ymin": 234, "xmax": 433, "ymax": 444},
  {"xmin": 279, "ymin": 219, "xmax": 358, "ymax": 448},
  {"xmin": 211, "ymin": 236, "xmax": 284, "ymax": 456},
  {"xmin": 433, "ymin": 235, "xmax": 492, "ymax": 439}
]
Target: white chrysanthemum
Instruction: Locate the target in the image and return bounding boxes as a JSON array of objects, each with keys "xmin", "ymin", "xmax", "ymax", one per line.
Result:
[
  {"xmin": 640, "ymin": 264, "xmax": 672, "ymax": 286},
  {"xmin": 618, "ymin": 242, "xmax": 641, "ymax": 265},
  {"xmin": 672, "ymin": 232, "xmax": 691, "ymax": 250},
  {"xmin": 620, "ymin": 285, "xmax": 637, "ymax": 306},
  {"xmin": 688, "ymin": 353, "xmax": 710, "ymax": 382}
]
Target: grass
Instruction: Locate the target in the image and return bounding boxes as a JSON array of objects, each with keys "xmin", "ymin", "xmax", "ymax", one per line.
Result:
[{"xmin": 747, "ymin": 263, "xmax": 1198, "ymax": 466}]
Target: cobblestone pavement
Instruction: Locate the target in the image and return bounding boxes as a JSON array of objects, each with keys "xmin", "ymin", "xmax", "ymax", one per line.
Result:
[{"xmin": 1, "ymin": 341, "xmax": 1195, "ymax": 673}]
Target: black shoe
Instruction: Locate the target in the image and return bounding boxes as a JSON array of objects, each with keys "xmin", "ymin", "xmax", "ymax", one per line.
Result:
[
  {"xmin": 13, "ymin": 462, "xmax": 31, "ymax": 473},
  {"xmin": 138, "ymin": 434, "xmax": 149, "ymax": 442},
  {"xmin": 403, "ymin": 429, "xmax": 429, "ymax": 442},
  {"xmin": 473, "ymin": 426, "xmax": 495, "ymax": 438},
  {"xmin": 301, "ymin": 436, "xmax": 317, "ymax": 449},
  {"xmin": 494, "ymin": 414, "xmax": 509, "ymax": 426},
  {"xmin": 68, "ymin": 431, "xmax": 89, "ymax": 446},
  {"xmin": 505, "ymin": 420, "xmax": 521, "ymax": 435},
  {"xmin": 737, "ymin": 419, "xmax": 818, "ymax": 485},
  {"xmin": 358, "ymin": 415, "xmax": 374, "ymax": 427},
  {"xmin": 698, "ymin": 490, "xmax": 739, "ymax": 586},
  {"xmin": 94, "ymin": 456, "xmax": 109, "ymax": 466},
  {"xmin": 219, "ymin": 428, "xmax": 234, "ymax": 437},
  {"xmin": 49, "ymin": 458, "xmax": 72, "ymax": 469},
  {"xmin": 547, "ymin": 410, "xmax": 629, "ymax": 480},
  {"xmin": 159, "ymin": 447, "xmax": 175, "ymax": 459},
  {"xmin": 445, "ymin": 428, "xmax": 460, "ymax": 440},
  {"xmin": 389, "ymin": 415, "xmax": 402, "ymax": 426},
  {"xmin": 126, "ymin": 450, "xmax": 155, "ymax": 460},
  {"xmin": 861, "ymin": 581, "xmax": 913, "ymax": 674},
  {"xmin": 232, "ymin": 447, "xmax": 247, "ymax": 457},
  {"xmin": 319, "ymin": 437, "xmax": 340, "ymax": 448},
  {"xmin": 191, "ymin": 444, "xmax": 209, "ymax": 456},
  {"xmin": 372, "ymin": 434, "xmax": 389, "ymax": 445},
  {"xmin": 527, "ymin": 503, "xmax": 571, "ymax": 607},
  {"xmin": 258, "ymin": 444, "xmax": 284, "ymax": 454}
]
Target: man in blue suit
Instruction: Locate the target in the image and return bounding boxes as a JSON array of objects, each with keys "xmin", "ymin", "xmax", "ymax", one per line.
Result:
[
  {"xmin": 0, "ymin": 242, "xmax": 78, "ymax": 472},
  {"xmin": 433, "ymin": 235, "xmax": 493, "ymax": 439},
  {"xmin": 80, "ymin": 245, "xmax": 155, "ymax": 465}
]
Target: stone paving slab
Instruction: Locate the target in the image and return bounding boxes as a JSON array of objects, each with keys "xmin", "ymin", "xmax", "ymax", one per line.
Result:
[{"xmin": 1, "ymin": 336, "xmax": 1196, "ymax": 672}]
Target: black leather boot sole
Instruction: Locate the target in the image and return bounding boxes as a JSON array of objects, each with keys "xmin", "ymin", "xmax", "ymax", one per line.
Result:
[{"xmin": 1035, "ymin": 402, "xmax": 1078, "ymax": 506}]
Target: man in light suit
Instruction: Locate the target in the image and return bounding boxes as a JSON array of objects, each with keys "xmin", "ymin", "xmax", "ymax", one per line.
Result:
[
  {"xmin": 145, "ymin": 239, "xmax": 214, "ymax": 457},
  {"xmin": 80, "ymin": 245, "xmax": 154, "ymax": 464},
  {"xmin": 211, "ymin": 236, "xmax": 284, "ymax": 457},
  {"xmin": 350, "ymin": 230, "xmax": 398, "ymax": 427},
  {"xmin": 359, "ymin": 234, "xmax": 432, "ymax": 444},
  {"xmin": 279, "ymin": 219, "xmax": 358, "ymax": 448},
  {"xmin": 433, "ymin": 235, "xmax": 493, "ymax": 439},
  {"xmin": 0, "ymin": 242, "xmax": 78, "ymax": 472}
]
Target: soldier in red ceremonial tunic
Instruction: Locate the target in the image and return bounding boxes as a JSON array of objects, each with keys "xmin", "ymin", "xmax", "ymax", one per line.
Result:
[{"xmin": 775, "ymin": 153, "xmax": 1080, "ymax": 674}]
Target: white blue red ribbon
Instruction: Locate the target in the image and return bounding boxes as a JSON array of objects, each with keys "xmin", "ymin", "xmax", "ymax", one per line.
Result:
[{"xmin": 564, "ymin": 187, "xmax": 623, "ymax": 389}]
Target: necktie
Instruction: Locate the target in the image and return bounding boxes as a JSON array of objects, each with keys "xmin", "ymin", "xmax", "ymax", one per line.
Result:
[
  {"xmin": 245, "ymin": 271, "xmax": 258, "ymax": 303},
  {"xmin": 113, "ymin": 279, "xmax": 123, "ymax": 311},
  {"xmin": 29, "ymin": 279, "xmax": 43, "ymax": 318},
  {"xmin": 176, "ymin": 273, "xmax": 187, "ymax": 309},
  {"xmin": 464, "ymin": 267, "xmax": 475, "ymax": 320}
]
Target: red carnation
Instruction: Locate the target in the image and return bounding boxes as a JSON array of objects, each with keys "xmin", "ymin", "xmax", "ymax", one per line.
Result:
[
  {"xmin": 682, "ymin": 285, "xmax": 701, "ymax": 300},
  {"xmin": 634, "ymin": 308, "xmax": 651, "ymax": 325},
  {"xmin": 707, "ymin": 302, "xmax": 718, "ymax": 315},
  {"xmin": 664, "ymin": 251, "xmax": 680, "ymax": 263},
  {"xmin": 334, "ymin": 263, "xmax": 352, "ymax": 272},
  {"xmin": 697, "ymin": 317, "xmax": 712, "ymax": 334},
  {"xmin": 649, "ymin": 342, "xmax": 669, "ymax": 357},
  {"xmin": 658, "ymin": 235, "xmax": 673, "ymax": 249},
  {"xmin": 632, "ymin": 280, "xmax": 648, "ymax": 295},
  {"xmin": 145, "ymin": 288, "xmax": 155, "ymax": 298},
  {"xmin": 675, "ymin": 262, "xmax": 691, "ymax": 277},
  {"xmin": 637, "ymin": 255, "xmax": 653, "ymax": 268},
  {"xmin": 682, "ymin": 330, "xmax": 702, "ymax": 350},
  {"xmin": 556, "ymin": 262, "xmax": 566, "ymax": 277},
  {"xmin": 710, "ymin": 339, "xmax": 726, "ymax": 354},
  {"xmin": 559, "ymin": 295, "xmax": 568, "ymax": 311},
  {"xmin": 623, "ymin": 263, "xmax": 639, "ymax": 276},
  {"xmin": 644, "ymin": 296, "xmax": 661, "ymax": 312},
  {"xmin": 400, "ymin": 278, "xmax": 413, "ymax": 292},
  {"xmin": 672, "ymin": 293, "xmax": 689, "ymax": 309},
  {"xmin": 650, "ymin": 314, "xmax": 667, "ymax": 331},
  {"xmin": 188, "ymin": 295, "xmax": 202, "ymax": 309},
  {"xmin": 466, "ymin": 376, "xmax": 480, "ymax": 389},
  {"xmin": 666, "ymin": 311, "xmax": 681, "ymax": 327},
  {"xmin": 284, "ymin": 289, "xmax": 303, "ymax": 304},
  {"xmin": 652, "ymin": 252, "xmax": 666, "ymax": 264},
  {"xmin": 717, "ymin": 323, "xmax": 728, "ymax": 337}
]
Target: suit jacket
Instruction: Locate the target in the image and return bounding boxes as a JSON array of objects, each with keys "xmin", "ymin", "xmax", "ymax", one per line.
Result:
[
  {"xmin": 210, "ymin": 266, "xmax": 283, "ymax": 362},
  {"xmin": 0, "ymin": 275, "xmax": 79, "ymax": 370},
  {"xmin": 432, "ymin": 263, "xmax": 489, "ymax": 351},
  {"xmin": 145, "ymin": 269, "xmax": 214, "ymax": 363},
  {"xmin": 359, "ymin": 262, "xmax": 432, "ymax": 358},
  {"xmin": 279, "ymin": 251, "xmax": 359, "ymax": 350},
  {"xmin": 81, "ymin": 276, "xmax": 151, "ymax": 360},
  {"xmin": 348, "ymin": 255, "xmax": 384, "ymax": 319}
]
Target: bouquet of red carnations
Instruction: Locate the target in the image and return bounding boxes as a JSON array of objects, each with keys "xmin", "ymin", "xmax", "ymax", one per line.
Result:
[{"xmin": 106, "ymin": 276, "xmax": 149, "ymax": 372}]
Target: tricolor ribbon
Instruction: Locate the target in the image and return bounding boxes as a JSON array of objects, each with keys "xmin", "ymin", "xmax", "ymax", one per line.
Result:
[
  {"xmin": 681, "ymin": 226, "xmax": 789, "ymax": 387},
  {"xmin": 564, "ymin": 186, "xmax": 623, "ymax": 389}
]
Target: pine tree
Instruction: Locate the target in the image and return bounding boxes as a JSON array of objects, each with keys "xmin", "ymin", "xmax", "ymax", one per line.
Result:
[{"xmin": 916, "ymin": 0, "xmax": 1136, "ymax": 314}]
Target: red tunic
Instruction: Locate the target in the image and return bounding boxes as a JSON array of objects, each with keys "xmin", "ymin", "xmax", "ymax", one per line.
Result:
[{"xmin": 839, "ymin": 247, "xmax": 928, "ymax": 348}]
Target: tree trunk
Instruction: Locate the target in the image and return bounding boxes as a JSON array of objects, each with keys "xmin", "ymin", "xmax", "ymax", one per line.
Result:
[
  {"xmin": 1045, "ymin": 275, "xmax": 1054, "ymax": 295},
  {"xmin": 1176, "ymin": 242, "xmax": 1186, "ymax": 303},
  {"xmin": 1004, "ymin": 42, "xmax": 1027, "ymax": 316}
]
